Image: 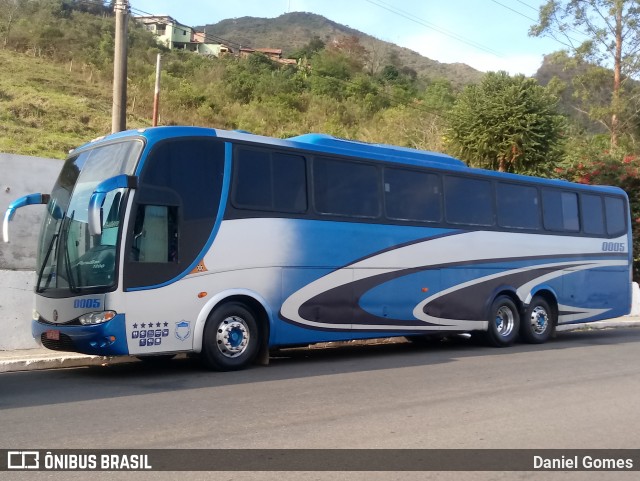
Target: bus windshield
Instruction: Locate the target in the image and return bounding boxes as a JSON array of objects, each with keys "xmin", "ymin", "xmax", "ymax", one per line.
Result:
[{"xmin": 36, "ymin": 139, "xmax": 143, "ymax": 295}]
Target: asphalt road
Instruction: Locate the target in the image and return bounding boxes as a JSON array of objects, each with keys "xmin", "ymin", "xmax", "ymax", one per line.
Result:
[{"xmin": 1, "ymin": 328, "xmax": 639, "ymax": 480}]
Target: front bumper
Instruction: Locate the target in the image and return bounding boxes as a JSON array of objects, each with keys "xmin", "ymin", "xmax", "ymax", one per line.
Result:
[{"xmin": 32, "ymin": 314, "xmax": 129, "ymax": 356}]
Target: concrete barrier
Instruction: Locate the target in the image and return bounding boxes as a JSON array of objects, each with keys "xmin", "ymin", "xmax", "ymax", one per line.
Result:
[
  {"xmin": 632, "ymin": 282, "xmax": 640, "ymax": 316},
  {"xmin": 1, "ymin": 153, "xmax": 63, "ymax": 268},
  {"xmin": 1, "ymin": 154, "xmax": 62, "ymax": 350},
  {"xmin": 0, "ymin": 270, "xmax": 37, "ymax": 349}
]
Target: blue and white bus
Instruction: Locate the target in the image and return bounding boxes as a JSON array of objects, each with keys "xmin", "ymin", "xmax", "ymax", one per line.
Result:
[{"xmin": 3, "ymin": 127, "xmax": 633, "ymax": 370}]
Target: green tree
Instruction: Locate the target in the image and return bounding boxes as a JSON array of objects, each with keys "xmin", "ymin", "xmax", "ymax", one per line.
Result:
[
  {"xmin": 290, "ymin": 35, "xmax": 325, "ymax": 60},
  {"xmin": 446, "ymin": 71, "xmax": 566, "ymax": 175},
  {"xmin": 380, "ymin": 65, "xmax": 399, "ymax": 82},
  {"xmin": 309, "ymin": 48, "xmax": 355, "ymax": 99},
  {"xmin": 530, "ymin": 0, "xmax": 640, "ymax": 148},
  {"xmin": 0, "ymin": 0, "xmax": 30, "ymax": 48},
  {"xmin": 422, "ymin": 78, "xmax": 455, "ymax": 112}
]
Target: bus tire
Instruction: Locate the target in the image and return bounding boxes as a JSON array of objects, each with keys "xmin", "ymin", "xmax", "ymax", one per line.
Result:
[
  {"xmin": 521, "ymin": 297, "xmax": 555, "ymax": 344},
  {"xmin": 485, "ymin": 295, "xmax": 520, "ymax": 347},
  {"xmin": 202, "ymin": 302, "xmax": 259, "ymax": 371}
]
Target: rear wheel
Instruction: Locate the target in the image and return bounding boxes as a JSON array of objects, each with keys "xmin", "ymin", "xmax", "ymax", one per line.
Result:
[
  {"xmin": 485, "ymin": 295, "xmax": 520, "ymax": 347},
  {"xmin": 201, "ymin": 302, "xmax": 259, "ymax": 371},
  {"xmin": 520, "ymin": 297, "xmax": 555, "ymax": 344}
]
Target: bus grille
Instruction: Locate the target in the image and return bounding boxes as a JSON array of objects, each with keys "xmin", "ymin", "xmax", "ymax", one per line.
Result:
[{"xmin": 41, "ymin": 333, "xmax": 76, "ymax": 352}]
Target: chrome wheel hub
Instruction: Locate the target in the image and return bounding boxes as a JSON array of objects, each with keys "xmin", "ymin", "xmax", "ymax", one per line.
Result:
[
  {"xmin": 529, "ymin": 306, "xmax": 549, "ymax": 334},
  {"xmin": 216, "ymin": 316, "xmax": 250, "ymax": 358},
  {"xmin": 495, "ymin": 306, "xmax": 515, "ymax": 337}
]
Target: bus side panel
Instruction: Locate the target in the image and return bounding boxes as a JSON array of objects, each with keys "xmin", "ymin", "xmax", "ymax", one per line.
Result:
[
  {"xmin": 356, "ymin": 269, "xmax": 441, "ymax": 326},
  {"xmin": 560, "ymin": 265, "xmax": 632, "ymax": 323},
  {"xmin": 276, "ymin": 267, "xmax": 356, "ymax": 345}
]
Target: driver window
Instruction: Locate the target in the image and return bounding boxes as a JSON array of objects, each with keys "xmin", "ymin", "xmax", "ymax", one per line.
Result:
[{"xmin": 130, "ymin": 204, "xmax": 178, "ymax": 263}]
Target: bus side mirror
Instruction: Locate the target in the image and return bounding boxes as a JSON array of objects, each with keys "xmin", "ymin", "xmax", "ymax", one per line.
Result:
[
  {"xmin": 88, "ymin": 175, "xmax": 138, "ymax": 237},
  {"xmin": 3, "ymin": 193, "xmax": 50, "ymax": 243}
]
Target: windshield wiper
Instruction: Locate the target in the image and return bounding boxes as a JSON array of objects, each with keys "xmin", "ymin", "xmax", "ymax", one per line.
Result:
[
  {"xmin": 36, "ymin": 232, "xmax": 59, "ymax": 292},
  {"xmin": 62, "ymin": 211, "xmax": 80, "ymax": 293}
]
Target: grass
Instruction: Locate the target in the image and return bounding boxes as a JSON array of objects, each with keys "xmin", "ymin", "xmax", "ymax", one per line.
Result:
[{"xmin": 0, "ymin": 49, "xmax": 147, "ymax": 159}]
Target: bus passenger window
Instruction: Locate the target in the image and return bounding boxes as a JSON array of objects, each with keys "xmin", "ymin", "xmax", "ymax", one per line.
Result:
[
  {"xmin": 496, "ymin": 183, "xmax": 540, "ymax": 230},
  {"xmin": 444, "ymin": 176, "xmax": 494, "ymax": 226},
  {"xmin": 542, "ymin": 190, "xmax": 579, "ymax": 232},
  {"xmin": 131, "ymin": 205, "xmax": 178, "ymax": 263},
  {"xmin": 605, "ymin": 197, "xmax": 626, "ymax": 236},
  {"xmin": 384, "ymin": 168, "xmax": 442, "ymax": 222},
  {"xmin": 314, "ymin": 157, "xmax": 380, "ymax": 218},
  {"xmin": 233, "ymin": 149, "xmax": 307, "ymax": 213},
  {"xmin": 581, "ymin": 194, "xmax": 605, "ymax": 235}
]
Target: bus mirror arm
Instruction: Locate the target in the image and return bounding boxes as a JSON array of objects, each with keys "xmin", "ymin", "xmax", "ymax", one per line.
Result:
[
  {"xmin": 3, "ymin": 193, "xmax": 50, "ymax": 243},
  {"xmin": 88, "ymin": 175, "xmax": 138, "ymax": 237}
]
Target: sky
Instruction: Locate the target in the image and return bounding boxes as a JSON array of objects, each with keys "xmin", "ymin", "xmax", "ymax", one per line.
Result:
[{"xmin": 129, "ymin": 0, "xmax": 586, "ymax": 76}]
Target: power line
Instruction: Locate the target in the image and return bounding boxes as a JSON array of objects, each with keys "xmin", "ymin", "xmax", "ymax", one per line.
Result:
[
  {"xmin": 364, "ymin": 0, "xmax": 505, "ymax": 58},
  {"xmin": 488, "ymin": 0, "xmax": 589, "ymax": 49},
  {"xmin": 488, "ymin": 0, "xmax": 538, "ymax": 23},
  {"xmin": 513, "ymin": 0, "xmax": 539, "ymax": 12}
]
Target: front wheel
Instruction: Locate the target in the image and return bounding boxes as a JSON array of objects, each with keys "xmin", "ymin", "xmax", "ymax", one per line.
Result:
[
  {"xmin": 520, "ymin": 297, "xmax": 555, "ymax": 344},
  {"xmin": 201, "ymin": 302, "xmax": 260, "ymax": 371},
  {"xmin": 485, "ymin": 295, "xmax": 520, "ymax": 347}
]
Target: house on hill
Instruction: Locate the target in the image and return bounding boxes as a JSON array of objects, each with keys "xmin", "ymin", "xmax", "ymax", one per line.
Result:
[
  {"xmin": 136, "ymin": 15, "xmax": 293, "ymax": 64},
  {"xmin": 135, "ymin": 15, "xmax": 233, "ymax": 57},
  {"xmin": 136, "ymin": 15, "xmax": 193, "ymax": 50}
]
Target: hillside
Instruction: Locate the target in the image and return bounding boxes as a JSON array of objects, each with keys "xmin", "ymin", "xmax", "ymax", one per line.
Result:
[
  {"xmin": 198, "ymin": 12, "xmax": 482, "ymax": 87},
  {"xmin": 0, "ymin": 49, "xmax": 150, "ymax": 159},
  {"xmin": 0, "ymin": 49, "xmax": 112, "ymax": 158}
]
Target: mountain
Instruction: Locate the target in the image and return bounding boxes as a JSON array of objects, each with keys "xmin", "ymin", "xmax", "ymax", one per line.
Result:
[{"xmin": 197, "ymin": 12, "xmax": 482, "ymax": 87}]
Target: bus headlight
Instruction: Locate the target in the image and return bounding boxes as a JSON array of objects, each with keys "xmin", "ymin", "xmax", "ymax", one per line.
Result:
[{"xmin": 78, "ymin": 311, "xmax": 116, "ymax": 325}]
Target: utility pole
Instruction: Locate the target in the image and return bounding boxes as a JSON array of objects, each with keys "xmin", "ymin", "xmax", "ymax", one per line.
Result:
[
  {"xmin": 152, "ymin": 53, "xmax": 161, "ymax": 127},
  {"xmin": 112, "ymin": 0, "xmax": 129, "ymax": 133}
]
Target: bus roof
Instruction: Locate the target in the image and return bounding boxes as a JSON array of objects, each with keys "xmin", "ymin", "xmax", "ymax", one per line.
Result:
[
  {"xmin": 80, "ymin": 126, "xmax": 627, "ymax": 197},
  {"xmin": 286, "ymin": 133, "xmax": 465, "ymax": 167},
  {"xmin": 87, "ymin": 126, "xmax": 464, "ymax": 170}
]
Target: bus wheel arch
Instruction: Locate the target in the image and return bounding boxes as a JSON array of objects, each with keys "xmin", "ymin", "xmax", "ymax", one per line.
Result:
[
  {"xmin": 521, "ymin": 290, "xmax": 557, "ymax": 344},
  {"xmin": 197, "ymin": 293, "xmax": 271, "ymax": 371},
  {"xmin": 484, "ymin": 292, "xmax": 521, "ymax": 347}
]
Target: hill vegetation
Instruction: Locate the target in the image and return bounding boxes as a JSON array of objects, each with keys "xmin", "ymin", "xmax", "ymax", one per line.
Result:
[
  {"xmin": 0, "ymin": 0, "xmax": 477, "ymax": 158},
  {"xmin": 197, "ymin": 12, "xmax": 482, "ymax": 87}
]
